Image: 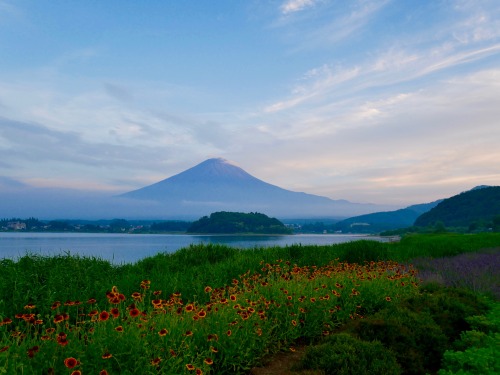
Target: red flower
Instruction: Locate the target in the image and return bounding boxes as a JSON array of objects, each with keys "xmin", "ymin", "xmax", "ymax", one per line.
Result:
[
  {"xmin": 186, "ymin": 364, "xmax": 195, "ymax": 371},
  {"xmin": 99, "ymin": 370, "xmax": 109, "ymax": 375},
  {"xmin": 99, "ymin": 311, "xmax": 110, "ymax": 321},
  {"xmin": 129, "ymin": 308, "xmax": 140, "ymax": 318},
  {"xmin": 64, "ymin": 357, "xmax": 79, "ymax": 369},
  {"xmin": 158, "ymin": 328, "xmax": 168, "ymax": 336},
  {"xmin": 110, "ymin": 308, "xmax": 120, "ymax": 318},
  {"xmin": 102, "ymin": 352, "xmax": 112, "ymax": 359}
]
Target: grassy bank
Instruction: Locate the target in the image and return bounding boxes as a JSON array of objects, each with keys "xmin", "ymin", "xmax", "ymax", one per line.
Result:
[{"xmin": 1, "ymin": 233, "xmax": 499, "ymax": 374}]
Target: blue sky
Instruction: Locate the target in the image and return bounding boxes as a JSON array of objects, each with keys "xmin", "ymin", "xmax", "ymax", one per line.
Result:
[{"xmin": 1, "ymin": 0, "xmax": 499, "ymax": 206}]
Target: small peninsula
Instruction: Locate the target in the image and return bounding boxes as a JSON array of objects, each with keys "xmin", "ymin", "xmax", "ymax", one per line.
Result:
[{"xmin": 186, "ymin": 211, "xmax": 292, "ymax": 234}]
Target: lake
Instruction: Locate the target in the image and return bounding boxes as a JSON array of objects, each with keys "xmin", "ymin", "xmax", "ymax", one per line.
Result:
[{"xmin": 0, "ymin": 232, "xmax": 388, "ymax": 264}]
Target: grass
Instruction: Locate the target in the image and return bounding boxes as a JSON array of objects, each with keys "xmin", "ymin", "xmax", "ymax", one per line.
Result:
[{"xmin": 0, "ymin": 233, "xmax": 499, "ymax": 374}]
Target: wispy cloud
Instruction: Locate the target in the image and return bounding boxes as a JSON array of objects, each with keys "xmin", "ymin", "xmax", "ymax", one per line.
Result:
[{"xmin": 280, "ymin": 0, "xmax": 318, "ymax": 14}]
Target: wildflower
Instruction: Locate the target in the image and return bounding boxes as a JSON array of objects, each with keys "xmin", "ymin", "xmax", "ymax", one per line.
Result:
[
  {"xmin": 310, "ymin": 297, "xmax": 316, "ymax": 303},
  {"xmin": 151, "ymin": 357, "xmax": 162, "ymax": 366},
  {"xmin": 230, "ymin": 294, "xmax": 237, "ymax": 301},
  {"xmin": 289, "ymin": 347, "xmax": 296, "ymax": 352},
  {"xmin": 204, "ymin": 358, "xmax": 214, "ymax": 365},
  {"xmin": 186, "ymin": 364, "xmax": 195, "ymax": 371},
  {"xmin": 51, "ymin": 301, "xmax": 61, "ymax": 309},
  {"xmin": 99, "ymin": 370, "xmax": 109, "ymax": 375},
  {"xmin": 184, "ymin": 330, "xmax": 193, "ymax": 336},
  {"xmin": 291, "ymin": 320, "xmax": 297, "ymax": 326},
  {"xmin": 115, "ymin": 326, "xmax": 124, "ymax": 332},
  {"xmin": 24, "ymin": 303, "xmax": 36, "ymax": 309},
  {"xmin": 198, "ymin": 310, "xmax": 207, "ymax": 318},
  {"xmin": 207, "ymin": 333, "xmax": 219, "ymax": 341},
  {"xmin": 40, "ymin": 335, "xmax": 51, "ymax": 341},
  {"xmin": 196, "ymin": 369, "xmax": 203, "ymax": 375},
  {"xmin": 385, "ymin": 296, "xmax": 392, "ymax": 302},
  {"xmin": 1, "ymin": 317, "xmax": 12, "ymax": 325},
  {"xmin": 99, "ymin": 311, "xmax": 110, "ymax": 321},
  {"xmin": 169, "ymin": 349, "xmax": 177, "ymax": 357},
  {"xmin": 46, "ymin": 327, "xmax": 55, "ymax": 334},
  {"xmin": 226, "ymin": 330, "xmax": 232, "ymax": 336},
  {"xmin": 87, "ymin": 298, "xmax": 97, "ymax": 304},
  {"xmin": 210, "ymin": 346, "xmax": 218, "ymax": 353},
  {"xmin": 110, "ymin": 308, "xmax": 120, "ymax": 318},
  {"xmin": 102, "ymin": 352, "xmax": 112, "ymax": 359},
  {"xmin": 64, "ymin": 357, "xmax": 79, "ymax": 369},
  {"xmin": 204, "ymin": 286, "xmax": 212, "ymax": 293},
  {"xmin": 129, "ymin": 308, "xmax": 140, "ymax": 318},
  {"xmin": 0, "ymin": 346, "xmax": 8, "ymax": 353},
  {"xmin": 158, "ymin": 328, "xmax": 168, "ymax": 336},
  {"xmin": 185, "ymin": 304, "xmax": 195, "ymax": 312},
  {"xmin": 88, "ymin": 310, "xmax": 99, "ymax": 317},
  {"xmin": 71, "ymin": 371, "xmax": 82, "ymax": 375}
]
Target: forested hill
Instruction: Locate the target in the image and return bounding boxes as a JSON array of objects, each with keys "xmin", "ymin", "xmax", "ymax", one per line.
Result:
[
  {"xmin": 186, "ymin": 212, "xmax": 292, "ymax": 234},
  {"xmin": 414, "ymin": 186, "xmax": 500, "ymax": 228}
]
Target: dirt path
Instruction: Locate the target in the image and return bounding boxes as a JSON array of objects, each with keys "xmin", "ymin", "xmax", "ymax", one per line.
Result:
[{"xmin": 249, "ymin": 346, "xmax": 321, "ymax": 375}]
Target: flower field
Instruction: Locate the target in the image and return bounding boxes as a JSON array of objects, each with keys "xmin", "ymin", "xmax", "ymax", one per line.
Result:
[{"xmin": 1, "ymin": 233, "xmax": 499, "ymax": 374}]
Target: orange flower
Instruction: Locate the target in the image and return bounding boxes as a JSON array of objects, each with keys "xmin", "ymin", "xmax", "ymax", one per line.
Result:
[
  {"xmin": 158, "ymin": 328, "xmax": 168, "ymax": 336},
  {"xmin": 102, "ymin": 352, "xmax": 112, "ymax": 359},
  {"xmin": 185, "ymin": 304, "xmax": 195, "ymax": 312},
  {"xmin": 24, "ymin": 303, "xmax": 36, "ymax": 309},
  {"xmin": 64, "ymin": 357, "xmax": 79, "ymax": 369},
  {"xmin": 184, "ymin": 330, "xmax": 193, "ymax": 337},
  {"xmin": 204, "ymin": 286, "xmax": 212, "ymax": 293},
  {"xmin": 99, "ymin": 311, "xmax": 110, "ymax": 321},
  {"xmin": 291, "ymin": 320, "xmax": 297, "ymax": 326},
  {"xmin": 115, "ymin": 326, "xmax": 124, "ymax": 332},
  {"xmin": 186, "ymin": 364, "xmax": 195, "ymax": 371},
  {"xmin": 226, "ymin": 330, "xmax": 232, "ymax": 337},
  {"xmin": 153, "ymin": 290, "xmax": 162, "ymax": 296},
  {"xmin": 385, "ymin": 296, "xmax": 392, "ymax": 302},
  {"xmin": 51, "ymin": 301, "xmax": 61, "ymax": 310},
  {"xmin": 196, "ymin": 369, "xmax": 203, "ymax": 375},
  {"xmin": 197, "ymin": 310, "xmax": 207, "ymax": 318},
  {"xmin": 204, "ymin": 358, "xmax": 214, "ymax": 365},
  {"xmin": 230, "ymin": 295, "xmax": 237, "ymax": 301},
  {"xmin": 210, "ymin": 346, "xmax": 218, "ymax": 353},
  {"xmin": 207, "ymin": 333, "xmax": 219, "ymax": 341}
]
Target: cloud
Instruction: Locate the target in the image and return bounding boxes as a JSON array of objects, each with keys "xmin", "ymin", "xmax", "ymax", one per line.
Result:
[{"xmin": 280, "ymin": 0, "xmax": 318, "ymax": 14}]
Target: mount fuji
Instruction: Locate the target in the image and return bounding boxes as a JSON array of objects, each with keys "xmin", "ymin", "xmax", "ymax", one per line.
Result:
[{"xmin": 116, "ymin": 158, "xmax": 389, "ymax": 219}]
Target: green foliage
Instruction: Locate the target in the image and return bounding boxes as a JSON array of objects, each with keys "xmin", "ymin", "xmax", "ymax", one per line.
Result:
[
  {"xmin": 297, "ymin": 333, "xmax": 401, "ymax": 375},
  {"xmin": 438, "ymin": 300, "xmax": 500, "ymax": 374},
  {"xmin": 344, "ymin": 306, "xmax": 448, "ymax": 374},
  {"xmin": 187, "ymin": 211, "xmax": 292, "ymax": 234},
  {"xmin": 415, "ymin": 186, "xmax": 500, "ymax": 228}
]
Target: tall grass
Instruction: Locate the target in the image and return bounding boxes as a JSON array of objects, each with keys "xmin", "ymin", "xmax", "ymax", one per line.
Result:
[{"xmin": 0, "ymin": 233, "xmax": 499, "ymax": 374}]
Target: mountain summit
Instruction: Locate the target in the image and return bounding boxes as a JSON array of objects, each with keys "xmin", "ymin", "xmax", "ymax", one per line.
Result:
[{"xmin": 118, "ymin": 158, "xmax": 388, "ymax": 219}]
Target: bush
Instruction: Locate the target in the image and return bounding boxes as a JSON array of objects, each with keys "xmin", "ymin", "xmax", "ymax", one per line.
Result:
[
  {"xmin": 344, "ymin": 306, "xmax": 448, "ymax": 374},
  {"xmin": 297, "ymin": 333, "xmax": 401, "ymax": 375}
]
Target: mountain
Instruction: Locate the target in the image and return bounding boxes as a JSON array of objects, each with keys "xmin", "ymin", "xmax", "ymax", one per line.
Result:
[
  {"xmin": 332, "ymin": 200, "xmax": 442, "ymax": 233},
  {"xmin": 117, "ymin": 158, "xmax": 390, "ymax": 219},
  {"xmin": 414, "ymin": 186, "xmax": 500, "ymax": 228}
]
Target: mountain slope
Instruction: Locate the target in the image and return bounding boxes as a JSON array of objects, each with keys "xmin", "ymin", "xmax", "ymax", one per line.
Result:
[
  {"xmin": 333, "ymin": 200, "xmax": 442, "ymax": 233},
  {"xmin": 414, "ymin": 186, "xmax": 500, "ymax": 228},
  {"xmin": 118, "ymin": 158, "xmax": 389, "ymax": 218}
]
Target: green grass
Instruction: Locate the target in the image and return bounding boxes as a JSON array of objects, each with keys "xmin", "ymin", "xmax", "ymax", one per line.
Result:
[{"xmin": 0, "ymin": 233, "xmax": 499, "ymax": 374}]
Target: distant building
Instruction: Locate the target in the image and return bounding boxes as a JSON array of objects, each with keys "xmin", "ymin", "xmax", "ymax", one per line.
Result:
[{"xmin": 7, "ymin": 221, "xmax": 26, "ymax": 230}]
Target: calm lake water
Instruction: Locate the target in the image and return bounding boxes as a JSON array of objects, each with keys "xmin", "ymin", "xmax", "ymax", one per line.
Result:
[{"xmin": 0, "ymin": 232, "xmax": 387, "ymax": 264}]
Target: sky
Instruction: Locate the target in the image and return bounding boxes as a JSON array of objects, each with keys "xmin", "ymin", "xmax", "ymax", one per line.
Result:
[{"xmin": 1, "ymin": 0, "xmax": 500, "ymax": 208}]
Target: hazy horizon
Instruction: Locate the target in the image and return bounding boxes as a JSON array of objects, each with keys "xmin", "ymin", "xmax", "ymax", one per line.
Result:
[{"xmin": 1, "ymin": 1, "xmax": 499, "ymax": 208}]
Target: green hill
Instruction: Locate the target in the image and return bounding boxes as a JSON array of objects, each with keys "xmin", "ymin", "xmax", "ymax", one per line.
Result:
[
  {"xmin": 333, "ymin": 201, "xmax": 441, "ymax": 233},
  {"xmin": 186, "ymin": 211, "xmax": 292, "ymax": 234},
  {"xmin": 414, "ymin": 186, "xmax": 500, "ymax": 229}
]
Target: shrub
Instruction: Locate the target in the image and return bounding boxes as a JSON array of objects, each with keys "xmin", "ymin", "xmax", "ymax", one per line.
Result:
[
  {"xmin": 344, "ymin": 306, "xmax": 448, "ymax": 374},
  {"xmin": 297, "ymin": 333, "xmax": 401, "ymax": 375}
]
